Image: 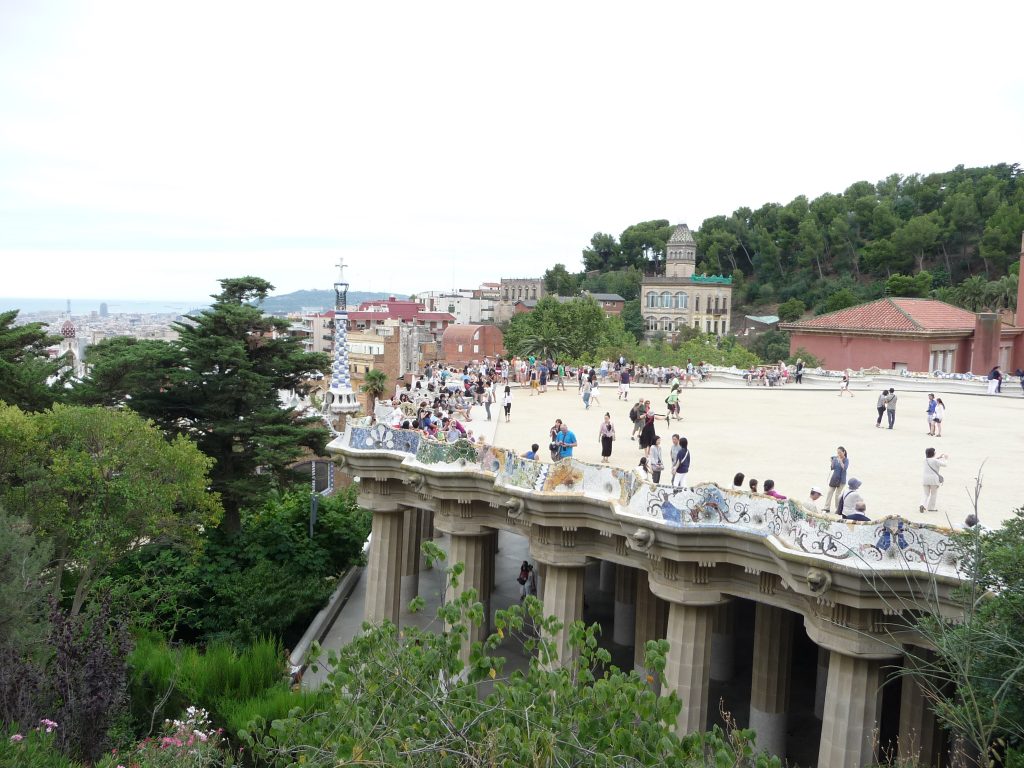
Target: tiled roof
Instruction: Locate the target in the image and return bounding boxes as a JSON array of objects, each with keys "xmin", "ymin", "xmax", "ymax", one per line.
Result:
[
  {"xmin": 782, "ymin": 298, "xmax": 976, "ymax": 334},
  {"xmin": 667, "ymin": 223, "xmax": 695, "ymax": 245},
  {"xmin": 586, "ymin": 293, "xmax": 625, "ymax": 302}
]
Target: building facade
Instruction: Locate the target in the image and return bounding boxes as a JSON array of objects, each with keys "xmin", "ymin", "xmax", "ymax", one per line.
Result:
[
  {"xmin": 640, "ymin": 224, "xmax": 733, "ymax": 338},
  {"xmin": 781, "ymin": 297, "xmax": 1024, "ymax": 374},
  {"xmin": 495, "ymin": 278, "xmax": 546, "ymax": 323},
  {"xmin": 418, "ymin": 291, "xmax": 496, "ymax": 325}
]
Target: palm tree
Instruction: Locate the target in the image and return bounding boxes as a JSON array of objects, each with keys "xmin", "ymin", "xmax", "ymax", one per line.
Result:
[
  {"xmin": 519, "ymin": 329, "xmax": 569, "ymax": 361},
  {"xmin": 955, "ymin": 276, "xmax": 988, "ymax": 311},
  {"xmin": 360, "ymin": 369, "xmax": 389, "ymax": 415}
]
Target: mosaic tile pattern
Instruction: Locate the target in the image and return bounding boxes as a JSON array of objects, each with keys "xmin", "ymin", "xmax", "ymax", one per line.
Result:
[
  {"xmin": 416, "ymin": 438, "xmax": 481, "ymax": 466},
  {"xmin": 340, "ymin": 426, "xmax": 958, "ymax": 576}
]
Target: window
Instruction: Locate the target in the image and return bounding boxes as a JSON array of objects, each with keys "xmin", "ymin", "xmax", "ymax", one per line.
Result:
[
  {"xmin": 531, "ymin": 288, "xmax": 537, "ymax": 300},
  {"xmin": 714, "ymin": 297, "xmax": 719, "ymax": 312},
  {"xmin": 675, "ymin": 291, "xmax": 688, "ymax": 309},
  {"xmin": 694, "ymin": 319, "xmax": 700, "ymax": 329},
  {"xmin": 474, "ymin": 344, "xmax": 479, "ymax": 353},
  {"xmin": 646, "ymin": 316, "xmax": 658, "ymax": 331},
  {"xmin": 694, "ymin": 295, "xmax": 700, "ymax": 312},
  {"xmin": 706, "ymin": 320, "xmax": 711, "ymax": 333},
  {"xmin": 458, "ymin": 344, "xmax": 463, "ymax": 353},
  {"xmin": 722, "ymin": 298, "xmax": 728, "ymax": 312},
  {"xmin": 646, "ymin": 291, "xmax": 656, "ymax": 308},
  {"xmin": 660, "ymin": 291, "xmax": 671, "ymax": 308},
  {"xmin": 664, "ymin": 318, "xmax": 674, "ymax": 332}
]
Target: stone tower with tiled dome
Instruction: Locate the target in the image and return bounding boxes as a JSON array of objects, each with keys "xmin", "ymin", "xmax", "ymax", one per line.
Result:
[
  {"xmin": 639, "ymin": 222, "xmax": 733, "ymax": 339},
  {"xmin": 665, "ymin": 223, "xmax": 697, "ymax": 279}
]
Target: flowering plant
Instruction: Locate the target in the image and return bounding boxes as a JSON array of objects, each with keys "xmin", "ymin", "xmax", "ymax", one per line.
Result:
[
  {"xmin": 0, "ymin": 720, "xmax": 77, "ymax": 768},
  {"xmin": 95, "ymin": 706, "xmax": 235, "ymax": 768}
]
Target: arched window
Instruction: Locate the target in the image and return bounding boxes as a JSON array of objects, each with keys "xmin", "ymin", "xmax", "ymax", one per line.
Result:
[
  {"xmin": 675, "ymin": 291, "xmax": 688, "ymax": 309},
  {"xmin": 646, "ymin": 316, "xmax": 658, "ymax": 331},
  {"xmin": 664, "ymin": 318, "xmax": 674, "ymax": 332},
  {"xmin": 660, "ymin": 291, "xmax": 671, "ymax": 308},
  {"xmin": 646, "ymin": 291, "xmax": 656, "ymax": 308}
]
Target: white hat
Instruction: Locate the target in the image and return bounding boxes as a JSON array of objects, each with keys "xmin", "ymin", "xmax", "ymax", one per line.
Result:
[{"xmin": 810, "ymin": 486, "xmax": 823, "ymax": 495}]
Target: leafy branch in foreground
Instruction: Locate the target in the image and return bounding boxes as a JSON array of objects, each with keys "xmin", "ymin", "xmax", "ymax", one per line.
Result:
[{"xmin": 241, "ymin": 541, "xmax": 781, "ymax": 767}]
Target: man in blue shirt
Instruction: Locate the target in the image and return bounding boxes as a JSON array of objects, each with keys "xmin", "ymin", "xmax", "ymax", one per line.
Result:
[{"xmin": 557, "ymin": 423, "xmax": 578, "ymax": 459}]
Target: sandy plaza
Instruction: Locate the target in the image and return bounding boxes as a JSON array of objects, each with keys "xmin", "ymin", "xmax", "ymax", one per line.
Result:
[{"xmin": 485, "ymin": 378, "xmax": 1024, "ymax": 529}]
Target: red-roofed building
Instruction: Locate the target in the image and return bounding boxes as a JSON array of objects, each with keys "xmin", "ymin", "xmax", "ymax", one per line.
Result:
[
  {"xmin": 348, "ymin": 297, "xmax": 454, "ymax": 342},
  {"xmin": 781, "ymin": 296, "xmax": 1024, "ymax": 374}
]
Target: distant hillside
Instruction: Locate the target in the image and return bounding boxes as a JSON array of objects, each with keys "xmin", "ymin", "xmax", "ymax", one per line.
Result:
[{"xmin": 257, "ymin": 289, "xmax": 405, "ymax": 314}]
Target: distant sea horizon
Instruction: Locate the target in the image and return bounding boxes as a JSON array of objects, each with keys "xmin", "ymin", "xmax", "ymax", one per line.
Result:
[{"xmin": 0, "ymin": 297, "xmax": 210, "ymax": 314}]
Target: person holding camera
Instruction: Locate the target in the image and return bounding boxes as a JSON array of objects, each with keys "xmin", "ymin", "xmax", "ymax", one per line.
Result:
[{"xmin": 921, "ymin": 447, "xmax": 949, "ymax": 513}]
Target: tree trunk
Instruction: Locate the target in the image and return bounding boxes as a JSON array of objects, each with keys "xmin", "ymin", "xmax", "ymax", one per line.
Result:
[
  {"xmin": 221, "ymin": 501, "xmax": 241, "ymax": 533},
  {"xmin": 942, "ymin": 243, "xmax": 953, "ymax": 281},
  {"xmin": 53, "ymin": 543, "xmax": 68, "ymax": 601},
  {"xmin": 70, "ymin": 561, "xmax": 93, "ymax": 617}
]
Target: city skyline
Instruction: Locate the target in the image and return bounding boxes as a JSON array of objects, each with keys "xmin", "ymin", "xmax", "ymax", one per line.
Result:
[{"xmin": 2, "ymin": 2, "xmax": 1022, "ymax": 301}]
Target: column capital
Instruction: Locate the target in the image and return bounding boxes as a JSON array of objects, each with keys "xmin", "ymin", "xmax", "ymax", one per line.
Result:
[
  {"xmin": 803, "ymin": 612, "xmax": 903, "ymax": 659},
  {"xmin": 648, "ymin": 569, "xmax": 727, "ymax": 607},
  {"xmin": 433, "ymin": 498, "xmax": 491, "ymax": 536}
]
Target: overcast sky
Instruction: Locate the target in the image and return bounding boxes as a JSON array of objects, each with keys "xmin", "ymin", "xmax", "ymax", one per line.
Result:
[{"xmin": 1, "ymin": 1, "xmax": 1022, "ymax": 302}]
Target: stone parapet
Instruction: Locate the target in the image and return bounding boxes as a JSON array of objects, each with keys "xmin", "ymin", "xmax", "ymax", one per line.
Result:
[{"xmin": 331, "ymin": 424, "xmax": 966, "ymax": 655}]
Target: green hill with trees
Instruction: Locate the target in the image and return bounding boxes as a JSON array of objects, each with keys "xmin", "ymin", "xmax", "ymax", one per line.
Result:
[{"xmin": 543, "ymin": 163, "xmax": 1023, "ymax": 338}]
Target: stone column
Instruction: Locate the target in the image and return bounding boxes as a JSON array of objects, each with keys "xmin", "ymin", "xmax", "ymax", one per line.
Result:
[
  {"xmin": 818, "ymin": 651, "xmax": 883, "ymax": 768},
  {"xmin": 419, "ymin": 509, "xmax": 434, "ymax": 570},
  {"xmin": 364, "ymin": 506, "xmax": 404, "ymax": 625},
  {"xmin": 814, "ymin": 646, "xmax": 829, "ymax": 720},
  {"xmin": 486, "ymin": 530, "xmax": 499, "ymax": 594},
  {"xmin": 633, "ymin": 569, "xmax": 659, "ymax": 674},
  {"xmin": 446, "ymin": 532, "xmax": 490, "ymax": 644},
  {"xmin": 479, "ymin": 530, "xmax": 495, "ymax": 630},
  {"xmin": 539, "ymin": 562, "xmax": 586, "ymax": 667},
  {"xmin": 710, "ymin": 602, "xmax": 735, "ymax": 683},
  {"xmin": 749, "ymin": 604, "xmax": 794, "ymax": 760},
  {"xmin": 664, "ymin": 601, "xmax": 715, "ymax": 734},
  {"xmin": 898, "ymin": 652, "xmax": 941, "ymax": 767},
  {"xmin": 599, "ymin": 560, "xmax": 616, "ymax": 593},
  {"xmin": 399, "ymin": 507, "xmax": 422, "ymax": 608},
  {"xmin": 613, "ymin": 564, "xmax": 638, "ymax": 646}
]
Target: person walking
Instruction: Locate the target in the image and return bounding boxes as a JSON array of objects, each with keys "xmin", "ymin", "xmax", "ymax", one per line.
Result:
[
  {"xmin": 665, "ymin": 388, "xmax": 680, "ymax": 423},
  {"xmin": 502, "ymin": 386, "xmax": 512, "ymax": 423},
  {"xmin": 795, "ymin": 358, "xmax": 804, "ymax": 384},
  {"xmin": 630, "ymin": 399, "xmax": 648, "ymax": 440},
  {"xmin": 885, "ymin": 388, "xmax": 898, "ymax": 429},
  {"xmin": 581, "ymin": 379, "xmax": 593, "ymax": 410},
  {"xmin": 824, "ymin": 446, "xmax": 849, "ymax": 513},
  {"xmin": 649, "ymin": 436, "xmax": 665, "ymax": 483},
  {"xmin": 926, "ymin": 393, "xmax": 937, "ymax": 435},
  {"xmin": 875, "ymin": 389, "xmax": 888, "ymax": 428},
  {"xmin": 933, "ymin": 398, "xmax": 945, "ymax": 437},
  {"xmin": 598, "ymin": 413, "xmax": 616, "ymax": 464},
  {"xmin": 838, "ymin": 370, "xmax": 854, "ymax": 397},
  {"xmin": 672, "ymin": 437, "xmax": 690, "ymax": 488},
  {"xmin": 590, "ymin": 378, "xmax": 602, "ymax": 407},
  {"xmin": 920, "ymin": 447, "xmax": 949, "ymax": 513}
]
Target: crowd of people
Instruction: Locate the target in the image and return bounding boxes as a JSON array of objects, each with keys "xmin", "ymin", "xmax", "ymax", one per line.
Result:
[{"xmin": 368, "ymin": 357, "xmax": 963, "ymax": 522}]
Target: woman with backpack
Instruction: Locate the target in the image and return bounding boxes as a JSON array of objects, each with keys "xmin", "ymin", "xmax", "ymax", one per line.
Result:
[{"xmin": 672, "ymin": 437, "xmax": 690, "ymax": 488}]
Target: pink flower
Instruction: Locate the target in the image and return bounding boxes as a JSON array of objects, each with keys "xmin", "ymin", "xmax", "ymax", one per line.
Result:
[{"xmin": 10, "ymin": 734, "xmax": 24, "ymax": 743}]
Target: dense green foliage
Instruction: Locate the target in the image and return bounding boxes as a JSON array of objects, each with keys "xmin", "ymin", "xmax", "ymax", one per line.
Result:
[
  {"xmin": 127, "ymin": 635, "xmax": 287, "ymax": 733},
  {"xmin": 97, "ymin": 485, "xmax": 370, "ymax": 647},
  {"xmin": 68, "ymin": 276, "xmax": 331, "ymax": 529},
  {"xmin": 0, "ymin": 310, "xmax": 62, "ymax": 411},
  {"xmin": 0, "ymin": 403, "xmax": 221, "ymax": 616},
  {"xmin": 561, "ymin": 164, "xmax": 1022, "ymax": 322},
  {"xmin": 503, "ymin": 296, "xmax": 634, "ymax": 361}
]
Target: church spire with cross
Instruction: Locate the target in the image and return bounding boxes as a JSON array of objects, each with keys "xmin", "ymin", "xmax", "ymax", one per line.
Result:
[{"xmin": 326, "ymin": 257, "xmax": 360, "ymax": 417}]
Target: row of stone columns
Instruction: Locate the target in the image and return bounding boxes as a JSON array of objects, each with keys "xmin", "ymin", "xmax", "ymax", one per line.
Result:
[{"xmin": 362, "ymin": 509, "xmax": 941, "ymax": 768}]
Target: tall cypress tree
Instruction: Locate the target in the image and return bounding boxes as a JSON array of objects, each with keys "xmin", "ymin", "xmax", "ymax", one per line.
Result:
[{"xmin": 70, "ymin": 277, "xmax": 330, "ymax": 530}]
